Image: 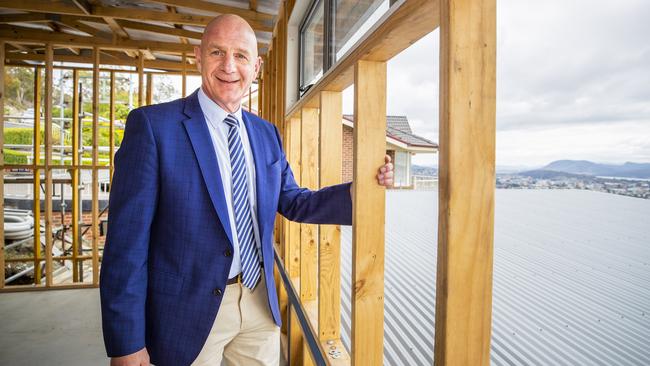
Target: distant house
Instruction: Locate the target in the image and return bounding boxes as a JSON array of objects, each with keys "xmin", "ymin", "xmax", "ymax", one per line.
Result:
[{"xmin": 342, "ymin": 115, "xmax": 438, "ymax": 187}]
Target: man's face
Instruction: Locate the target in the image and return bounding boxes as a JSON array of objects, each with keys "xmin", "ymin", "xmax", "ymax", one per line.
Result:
[{"xmin": 194, "ymin": 17, "xmax": 261, "ymax": 113}]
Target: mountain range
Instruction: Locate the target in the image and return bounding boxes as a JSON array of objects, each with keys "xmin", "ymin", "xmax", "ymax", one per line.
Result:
[
  {"xmin": 538, "ymin": 160, "xmax": 650, "ymax": 179},
  {"xmin": 414, "ymin": 160, "xmax": 650, "ymax": 179}
]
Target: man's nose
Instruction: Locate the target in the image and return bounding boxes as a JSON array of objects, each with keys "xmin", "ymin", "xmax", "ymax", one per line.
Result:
[{"xmin": 221, "ymin": 54, "xmax": 236, "ymax": 72}]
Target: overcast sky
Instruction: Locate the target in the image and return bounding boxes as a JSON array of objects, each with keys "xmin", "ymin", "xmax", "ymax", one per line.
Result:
[{"xmin": 342, "ymin": 0, "xmax": 650, "ymax": 167}]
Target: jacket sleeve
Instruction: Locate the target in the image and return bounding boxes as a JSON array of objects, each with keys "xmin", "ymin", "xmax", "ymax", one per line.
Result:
[
  {"xmin": 273, "ymin": 126, "xmax": 353, "ymax": 225},
  {"xmin": 99, "ymin": 108, "xmax": 159, "ymax": 357}
]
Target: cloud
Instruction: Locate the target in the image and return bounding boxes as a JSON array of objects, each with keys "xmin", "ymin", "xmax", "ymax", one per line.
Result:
[{"xmin": 343, "ymin": 0, "xmax": 650, "ymax": 165}]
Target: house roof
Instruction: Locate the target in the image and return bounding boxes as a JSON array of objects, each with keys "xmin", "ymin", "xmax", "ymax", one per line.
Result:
[
  {"xmin": 340, "ymin": 190, "xmax": 650, "ymax": 365},
  {"xmin": 343, "ymin": 115, "xmax": 438, "ymax": 149}
]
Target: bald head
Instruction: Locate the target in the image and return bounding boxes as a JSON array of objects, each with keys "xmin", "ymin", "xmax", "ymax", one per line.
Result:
[
  {"xmin": 194, "ymin": 14, "xmax": 262, "ymax": 113},
  {"xmin": 202, "ymin": 14, "xmax": 259, "ymax": 58}
]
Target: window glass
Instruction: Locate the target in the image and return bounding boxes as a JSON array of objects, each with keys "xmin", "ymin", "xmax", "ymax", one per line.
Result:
[
  {"xmin": 300, "ymin": 0, "xmax": 325, "ymax": 90},
  {"xmin": 335, "ymin": 0, "xmax": 389, "ymax": 60},
  {"xmin": 395, "ymin": 150, "xmax": 409, "ymax": 187}
]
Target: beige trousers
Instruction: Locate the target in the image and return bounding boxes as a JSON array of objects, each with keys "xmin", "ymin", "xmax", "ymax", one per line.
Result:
[{"xmin": 192, "ymin": 275, "xmax": 280, "ymax": 366}]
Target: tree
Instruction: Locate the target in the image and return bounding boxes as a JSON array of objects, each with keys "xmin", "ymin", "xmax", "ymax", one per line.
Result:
[{"xmin": 5, "ymin": 67, "xmax": 35, "ymax": 110}]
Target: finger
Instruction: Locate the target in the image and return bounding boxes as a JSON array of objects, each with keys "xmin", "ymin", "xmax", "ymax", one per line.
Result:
[{"xmin": 384, "ymin": 154, "xmax": 392, "ymax": 164}]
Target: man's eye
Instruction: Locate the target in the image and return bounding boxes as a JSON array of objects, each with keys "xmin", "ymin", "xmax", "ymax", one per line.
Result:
[
  {"xmin": 235, "ymin": 54, "xmax": 248, "ymax": 60},
  {"xmin": 212, "ymin": 50, "xmax": 224, "ymax": 56}
]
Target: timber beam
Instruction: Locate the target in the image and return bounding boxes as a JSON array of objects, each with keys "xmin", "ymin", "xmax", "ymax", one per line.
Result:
[
  {"xmin": 142, "ymin": 0, "xmax": 274, "ymax": 22},
  {"xmin": 0, "ymin": 0, "xmax": 273, "ymax": 32},
  {"xmin": 4, "ymin": 51, "xmax": 199, "ymax": 73},
  {"xmin": 0, "ymin": 24, "xmax": 194, "ymax": 53}
]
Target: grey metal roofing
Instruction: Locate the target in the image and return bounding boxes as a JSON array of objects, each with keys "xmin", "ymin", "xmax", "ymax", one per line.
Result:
[
  {"xmin": 343, "ymin": 115, "xmax": 438, "ymax": 148},
  {"xmin": 339, "ymin": 189, "xmax": 650, "ymax": 365}
]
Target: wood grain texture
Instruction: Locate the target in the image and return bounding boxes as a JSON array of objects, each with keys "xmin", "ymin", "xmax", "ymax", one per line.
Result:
[
  {"xmin": 138, "ymin": 51, "xmax": 145, "ymax": 107},
  {"xmin": 44, "ymin": 44, "xmax": 53, "ymax": 286},
  {"xmin": 0, "ymin": 0, "xmax": 273, "ymax": 32},
  {"xmin": 300, "ymin": 108, "xmax": 319, "ymax": 302},
  {"xmin": 72, "ymin": 69, "xmax": 81, "ymax": 282},
  {"xmin": 318, "ymin": 91, "xmax": 343, "ymax": 341},
  {"xmin": 287, "ymin": 117, "xmax": 301, "ymax": 278},
  {"xmin": 289, "ymin": 304, "xmax": 304, "ymax": 365},
  {"xmin": 303, "ymin": 299, "xmax": 318, "ymax": 366},
  {"xmin": 351, "ymin": 60, "xmax": 386, "ymax": 366},
  {"xmin": 434, "ymin": 0, "xmax": 497, "ymax": 365},
  {"xmin": 109, "ymin": 71, "xmax": 115, "ymax": 181},
  {"xmin": 146, "ymin": 73, "xmax": 153, "ymax": 106},
  {"xmin": 0, "ymin": 24, "xmax": 195, "ymax": 53},
  {"xmin": 33, "ymin": 67, "xmax": 43, "ymax": 284},
  {"xmin": 287, "ymin": 117, "xmax": 303, "ymax": 366},
  {"xmin": 4, "ymin": 53, "xmax": 201, "ymax": 73},
  {"xmin": 92, "ymin": 46, "xmax": 100, "ymax": 285},
  {"xmin": 181, "ymin": 53, "xmax": 187, "ymax": 97},
  {"xmin": 300, "ymin": 107, "xmax": 319, "ymax": 366}
]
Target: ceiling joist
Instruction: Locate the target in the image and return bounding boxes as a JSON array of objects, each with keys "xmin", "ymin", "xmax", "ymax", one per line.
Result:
[
  {"xmin": 0, "ymin": 24, "xmax": 194, "ymax": 54},
  {"xmin": 0, "ymin": 0, "xmax": 273, "ymax": 32},
  {"xmin": 0, "ymin": 13, "xmax": 51, "ymax": 23},
  {"xmin": 167, "ymin": 5, "xmax": 189, "ymax": 45},
  {"xmin": 103, "ymin": 17, "xmax": 129, "ymax": 39},
  {"xmin": 142, "ymin": 0, "xmax": 274, "ymax": 22},
  {"xmin": 117, "ymin": 19, "xmax": 202, "ymax": 40},
  {"xmin": 57, "ymin": 18, "xmax": 103, "ymax": 37},
  {"xmin": 5, "ymin": 50, "xmax": 199, "ymax": 73},
  {"xmin": 70, "ymin": 0, "xmax": 92, "ymax": 15}
]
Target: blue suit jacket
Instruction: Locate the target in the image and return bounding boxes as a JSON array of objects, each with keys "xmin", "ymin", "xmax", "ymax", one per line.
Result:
[{"xmin": 100, "ymin": 90, "xmax": 352, "ymax": 365}]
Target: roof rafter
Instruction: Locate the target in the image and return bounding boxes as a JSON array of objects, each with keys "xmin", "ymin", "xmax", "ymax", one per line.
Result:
[
  {"xmin": 70, "ymin": 0, "xmax": 92, "ymax": 15},
  {"xmin": 116, "ymin": 19, "xmax": 201, "ymax": 40},
  {"xmin": 103, "ymin": 17, "xmax": 129, "ymax": 38},
  {"xmin": 56, "ymin": 18, "xmax": 103, "ymax": 37},
  {"xmin": 167, "ymin": 5, "xmax": 189, "ymax": 45},
  {"xmin": 0, "ymin": 0, "xmax": 272, "ymax": 32},
  {"xmin": 142, "ymin": 0, "xmax": 274, "ymax": 22},
  {"xmin": 0, "ymin": 24, "xmax": 194, "ymax": 54},
  {"xmin": 0, "ymin": 13, "xmax": 51, "ymax": 23},
  {"xmin": 4, "ymin": 50, "xmax": 200, "ymax": 72}
]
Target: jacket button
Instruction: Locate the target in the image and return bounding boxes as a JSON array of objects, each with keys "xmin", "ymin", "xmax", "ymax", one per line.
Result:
[
  {"xmin": 213, "ymin": 288, "xmax": 222, "ymax": 296},
  {"xmin": 224, "ymin": 249, "xmax": 232, "ymax": 257}
]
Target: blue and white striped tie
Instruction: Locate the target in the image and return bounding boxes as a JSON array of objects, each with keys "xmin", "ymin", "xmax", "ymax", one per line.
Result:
[{"xmin": 224, "ymin": 114, "xmax": 261, "ymax": 289}]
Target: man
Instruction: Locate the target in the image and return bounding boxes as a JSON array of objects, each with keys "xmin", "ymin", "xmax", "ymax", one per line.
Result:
[{"xmin": 100, "ymin": 14, "xmax": 393, "ymax": 366}]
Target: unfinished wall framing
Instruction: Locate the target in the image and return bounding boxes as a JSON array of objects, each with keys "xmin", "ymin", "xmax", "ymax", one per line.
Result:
[
  {"xmin": 269, "ymin": 0, "xmax": 496, "ymax": 365},
  {"xmin": 1, "ymin": 49, "xmax": 198, "ymax": 291},
  {"xmin": 1, "ymin": 1, "xmax": 496, "ymax": 364}
]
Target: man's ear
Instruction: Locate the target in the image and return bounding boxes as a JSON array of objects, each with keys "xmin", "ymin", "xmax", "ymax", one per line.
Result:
[
  {"xmin": 253, "ymin": 56, "xmax": 263, "ymax": 79},
  {"xmin": 194, "ymin": 46, "xmax": 202, "ymax": 72}
]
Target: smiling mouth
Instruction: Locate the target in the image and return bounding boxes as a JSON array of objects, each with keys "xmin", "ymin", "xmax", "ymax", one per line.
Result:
[{"xmin": 217, "ymin": 77, "xmax": 239, "ymax": 84}]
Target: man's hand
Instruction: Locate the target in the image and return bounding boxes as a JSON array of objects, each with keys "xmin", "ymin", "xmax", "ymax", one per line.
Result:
[
  {"xmin": 349, "ymin": 154, "xmax": 394, "ymax": 197},
  {"xmin": 376, "ymin": 154, "xmax": 394, "ymax": 187},
  {"xmin": 110, "ymin": 347, "xmax": 150, "ymax": 366}
]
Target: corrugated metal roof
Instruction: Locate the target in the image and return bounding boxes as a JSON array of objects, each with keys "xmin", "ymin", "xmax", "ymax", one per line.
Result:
[{"xmin": 339, "ymin": 189, "xmax": 650, "ymax": 365}]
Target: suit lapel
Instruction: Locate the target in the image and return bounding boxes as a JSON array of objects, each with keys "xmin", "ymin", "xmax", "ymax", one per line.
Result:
[
  {"xmin": 182, "ymin": 92, "xmax": 234, "ymax": 247},
  {"xmin": 242, "ymin": 111, "xmax": 270, "ymax": 242}
]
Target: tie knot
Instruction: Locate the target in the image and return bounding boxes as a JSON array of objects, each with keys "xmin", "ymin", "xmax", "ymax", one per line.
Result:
[{"xmin": 224, "ymin": 114, "xmax": 239, "ymax": 128}]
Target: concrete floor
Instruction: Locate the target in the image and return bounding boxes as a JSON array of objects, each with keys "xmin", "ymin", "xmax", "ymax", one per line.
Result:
[
  {"xmin": 0, "ymin": 288, "xmax": 107, "ymax": 366},
  {"xmin": 0, "ymin": 288, "xmax": 288, "ymax": 366}
]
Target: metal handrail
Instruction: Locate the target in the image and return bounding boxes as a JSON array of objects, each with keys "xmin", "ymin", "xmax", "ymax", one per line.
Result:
[{"xmin": 273, "ymin": 248, "xmax": 327, "ymax": 366}]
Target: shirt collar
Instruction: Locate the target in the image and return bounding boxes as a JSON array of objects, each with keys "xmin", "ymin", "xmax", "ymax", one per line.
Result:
[{"xmin": 197, "ymin": 87, "xmax": 243, "ymax": 127}]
